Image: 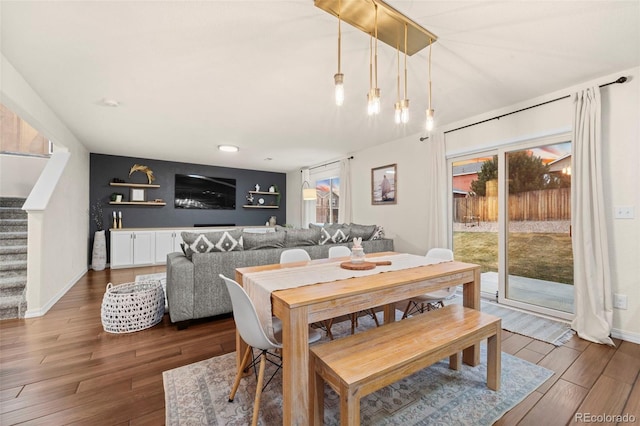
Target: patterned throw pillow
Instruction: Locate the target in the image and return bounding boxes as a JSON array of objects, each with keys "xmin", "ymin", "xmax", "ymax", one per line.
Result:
[
  {"xmin": 369, "ymin": 225, "xmax": 385, "ymax": 240},
  {"xmin": 242, "ymin": 231, "xmax": 286, "ymax": 250},
  {"xmin": 181, "ymin": 230, "xmax": 244, "ymax": 259},
  {"xmin": 319, "ymin": 224, "xmax": 351, "ymax": 245}
]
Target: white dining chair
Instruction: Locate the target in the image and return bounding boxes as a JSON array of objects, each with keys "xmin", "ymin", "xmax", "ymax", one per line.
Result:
[
  {"xmin": 220, "ymin": 274, "xmax": 321, "ymax": 426},
  {"xmin": 279, "ymin": 248, "xmax": 311, "ymax": 264},
  {"xmin": 279, "ymin": 249, "xmax": 338, "ymax": 339},
  {"xmin": 327, "ymin": 245, "xmax": 380, "ymax": 334},
  {"xmin": 402, "ymin": 248, "xmax": 457, "ymax": 319},
  {"xmin": 328, "ymin": 245, "xmax": 351, "ymax": 258}
]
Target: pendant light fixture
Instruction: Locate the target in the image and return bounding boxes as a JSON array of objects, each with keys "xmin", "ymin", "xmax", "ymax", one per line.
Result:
[
  {"xmin": 394, "ymin": 43, "xmax": 402, "ymax": 124},
  {"xmin": 334, "ymin": 0, "xmax": 344, "ymax": 106},
  {"xmin": 400, "ymin": 23, "xmax": 410, "ymax": 124},
  {"xmin": 314, "ymin": 0, "xmax": 438, "ymax": 121},
  {"xmin": 425, "ymin": 37, "xmax": 435, "ymax": 132},
  {"xmin": 367, "ymin": 2, "xmax": 380, "ymax": 116}
]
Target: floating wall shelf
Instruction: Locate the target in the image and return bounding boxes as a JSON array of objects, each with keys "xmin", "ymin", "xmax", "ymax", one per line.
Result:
[
  {"xmin": 110, "ymin": 182, "xmax": 160, "ymax": 188},
  {"xmin": 109, "ymin": 201, "xmax": 166, "ymax": 206}
]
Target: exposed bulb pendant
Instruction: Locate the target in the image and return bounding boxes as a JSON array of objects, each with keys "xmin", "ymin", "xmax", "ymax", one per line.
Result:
[
  {"xmin": 401, "ymin": 99, "xmax": 410, "ymax": 124},
  {"xmin": 367, "ymin": 33, "xmax": 380, "ymax": 115},
  {"xmin": 425, "ymin": 37, "xmax": 435, "ymax": 131},
  {"xmin": 335, "ymin": 74, "xmax": 344, "ymax": 106},
  {"xmin": 426, "ymin": 108, "xmax": 435, "ymax": 131},
  {"xmin": 394, "ymin": 43, "xmax": 402, "ymax": 124},
  {"xmin": 334, "ymin": 0, "xmax": 344, "ymax": 106},
  {"xmin": 400, "ymin": 23, "xmax": 410, "ymax": 124},
  {"xmin": 367, "ymin": 2, "xmax": 381, "ymax": 116},
  {"xmin": 368, "ymin": 89, "xmax": 381, "ymax": 115}
]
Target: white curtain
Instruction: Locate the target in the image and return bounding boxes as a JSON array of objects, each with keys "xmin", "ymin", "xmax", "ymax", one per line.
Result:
[
  {"xmin": 424, "ymin": 131, "xmax": 448, "ymax": 250},
  {"xmin": 338, "ymin": 158, "xmax": 352, "ymax": 224},
  {"xmin": 571, "ymin": 87, "xmax": 614, "ymax": 346},
  {"xmin": 301, "ymin": 168, "xmax": 315, "ymax": 228}
]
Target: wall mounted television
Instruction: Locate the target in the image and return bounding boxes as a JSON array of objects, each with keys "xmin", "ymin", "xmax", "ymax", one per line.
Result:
[{"xmin": 174, "ymin": 174, "xmax": 236, "ymax": 209}]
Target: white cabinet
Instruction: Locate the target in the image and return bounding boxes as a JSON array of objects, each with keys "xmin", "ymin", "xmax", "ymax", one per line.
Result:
[
  {"xmin": 155, "ymin": 230, "xmax": 184, "ymax": 264},
  {"xmin": 110, "ymin": 230, "xmax": 155, "ymax": 269}
]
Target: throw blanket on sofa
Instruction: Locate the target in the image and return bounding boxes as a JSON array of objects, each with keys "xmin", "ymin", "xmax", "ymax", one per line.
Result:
[{"xmin": 242, "ymin": 253, "xmax": 444, "ymax": 340}]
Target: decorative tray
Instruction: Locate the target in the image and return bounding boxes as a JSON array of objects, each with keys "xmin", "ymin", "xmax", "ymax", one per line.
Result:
[{"xmin": 340, "ymin": 260, "xmax": 392, "ymax": 270}]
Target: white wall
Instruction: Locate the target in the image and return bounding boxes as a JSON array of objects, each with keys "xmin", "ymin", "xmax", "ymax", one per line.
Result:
[
  {"xmin": 350, "ymin": 135, "xmax": 431, "ymax": 255},
  {"xmin": 287, "ymin": 66, "xmax": 639, "ymax": 342},
  {"xmin": 0, "ymin": 154, "xmax": 48, "ymax": 198},
  {"xmin": 1, "ymin": 54, "xmax": 90, "ymax": 316},
  {"xmin": 600, "ymin": 68, "xmax": 640, "ymax": 342}
]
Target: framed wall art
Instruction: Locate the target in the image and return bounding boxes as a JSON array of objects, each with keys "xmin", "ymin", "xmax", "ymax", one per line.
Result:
[
  {"xmin": 130, "ymin": 188, "xmax": 146, "ymax": 202},
  {"xmin": 371, "ymin": 164, "xmax": 397, "ymax": 205}
]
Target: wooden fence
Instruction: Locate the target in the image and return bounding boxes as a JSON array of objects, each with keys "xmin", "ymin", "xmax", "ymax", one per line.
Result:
[{"xmin": 454, "ymin": 187, "xmax": 571, "ymax": 222}]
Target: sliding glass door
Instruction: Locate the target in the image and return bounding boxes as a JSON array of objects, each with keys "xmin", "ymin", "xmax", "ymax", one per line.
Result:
[
  {"xmin": 451, "ymin": 152, "xmax": 499, "ymax": 299},
  {"xmin": 451, "ymin": 134, "xmax": 574, "ymax": 319},
  {"xmin": 502, "ymin": 140, "xmax": 573, "ymax": 316}
]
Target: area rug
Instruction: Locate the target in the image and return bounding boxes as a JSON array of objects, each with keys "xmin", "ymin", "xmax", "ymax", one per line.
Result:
[
  {"xmin": 163, "ymin": 316, "xmax": 553, "ymax": 425},
  {"xmin": 135, "ymin": 272, "xmax": 168, "ymax": 311},
  {"xmin": 449, "ymin": 296, "xmax": 574, "ymax": 346}
]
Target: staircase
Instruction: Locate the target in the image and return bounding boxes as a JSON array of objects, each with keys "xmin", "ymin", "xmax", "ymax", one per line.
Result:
[{"xmin": 0, "ymin": 197, "xmax": 28, "ymax": 320}]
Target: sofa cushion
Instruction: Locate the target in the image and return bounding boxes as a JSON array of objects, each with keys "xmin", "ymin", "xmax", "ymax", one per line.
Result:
[
  {"xmin": 243, "ymin": 231, "xmax": 286, "ymax": 250},
  {"xmin": 278, "ymin": 227, "xmax": 321, "ymax": 247},
  {"xmin": 181, "ymin": 230, "xmax": 244, "ymax": 259},
  {"xmin": 348, "ymin": 223, "xmax": 377, "ymax": 241}
]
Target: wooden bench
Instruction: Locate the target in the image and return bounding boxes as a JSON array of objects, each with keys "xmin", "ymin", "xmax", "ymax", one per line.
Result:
[{"xmin": 309, "ymin": 304, "xmax": 501, "ymax": 425}]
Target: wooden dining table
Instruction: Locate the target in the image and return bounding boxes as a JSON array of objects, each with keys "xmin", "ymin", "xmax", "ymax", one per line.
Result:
[{"xmin": 235, "ymin": 251, "xmax": 481, "ymax": 425}]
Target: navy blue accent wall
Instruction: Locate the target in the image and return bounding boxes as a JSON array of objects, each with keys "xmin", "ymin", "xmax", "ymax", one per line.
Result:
[{"xmin": 89, "ymin": 154, "xmax": 286, "ymax": 260}]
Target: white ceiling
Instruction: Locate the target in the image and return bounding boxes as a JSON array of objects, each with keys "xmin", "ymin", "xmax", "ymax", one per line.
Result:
[{"xmin": 2, "ymin": 1, "xmax": 639, "ymax": 173}]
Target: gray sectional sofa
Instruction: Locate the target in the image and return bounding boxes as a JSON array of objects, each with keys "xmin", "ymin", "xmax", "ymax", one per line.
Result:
[{"xmin": 165, "ymin": 225, "xmax": 394, "ymax": 326}]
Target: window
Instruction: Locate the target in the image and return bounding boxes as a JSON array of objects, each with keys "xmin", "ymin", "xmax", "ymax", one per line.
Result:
[
  {"xmin": 314, "ymin": 177, "xmax": 340, "ymax": 223},
  {"xmin": 449, "ymin": 134, "xmax": 573, "ymax": 319},
  {"xmin": 0, "ymin": 103, "xmax": 51, "ymax": 157}
]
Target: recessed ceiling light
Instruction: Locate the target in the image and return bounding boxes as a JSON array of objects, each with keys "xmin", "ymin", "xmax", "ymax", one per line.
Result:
[
  {"xmin": 101, "ymin": 98, "xmax": 119, "ymax": 107},
  {"xmin": 218, "ymin": 145, "xmax": 239, "ymax": 153}
]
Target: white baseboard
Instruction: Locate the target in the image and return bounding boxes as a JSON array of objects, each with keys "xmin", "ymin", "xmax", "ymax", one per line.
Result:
[
  {"xmin": 24, "ymin": 268, "xmax": 88, "ymax": 318},
  {"xmin": 611, "ymin": 328, "xmax": 640, "ymax": 345}
]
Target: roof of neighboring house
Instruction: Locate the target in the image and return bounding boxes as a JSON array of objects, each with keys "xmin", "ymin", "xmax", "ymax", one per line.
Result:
[
  {"xmin": 452, "ymin": 162, "xmax": 484, "ymax": 176},
  {"xmin": 548, "ymin": 154, "xmax": 572, "ymax": 173}
]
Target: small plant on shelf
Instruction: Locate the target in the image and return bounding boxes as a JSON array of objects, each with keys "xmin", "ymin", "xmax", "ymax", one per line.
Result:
[{"xmin": 110, "ymin": 192, "xmax": 124, "ymax": 202}]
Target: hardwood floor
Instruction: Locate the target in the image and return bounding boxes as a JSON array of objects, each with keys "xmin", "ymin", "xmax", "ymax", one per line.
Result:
[{"xmin": 1, "ymin": 266, "xmax": 638, "ymax": 425}]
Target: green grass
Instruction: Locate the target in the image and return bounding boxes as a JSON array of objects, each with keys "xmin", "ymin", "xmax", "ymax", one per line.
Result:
[{"xmin": 453, "ymin": 231, "xmax": 574, "ymax": 285}]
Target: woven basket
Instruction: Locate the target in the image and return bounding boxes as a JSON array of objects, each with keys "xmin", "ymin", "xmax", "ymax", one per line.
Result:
[{"xmin": 101, "ymin": 281, "xmax": 165, "ymax": 333}]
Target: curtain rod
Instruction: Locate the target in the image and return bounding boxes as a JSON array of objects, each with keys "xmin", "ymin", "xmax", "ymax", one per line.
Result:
[
  {"xmin": 419, "ymin": 76, "xmax": 628, "ymax": 141},
  {"xmin": 307, "ymin": 155, "xmax": 354, "ymax": 171}
]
